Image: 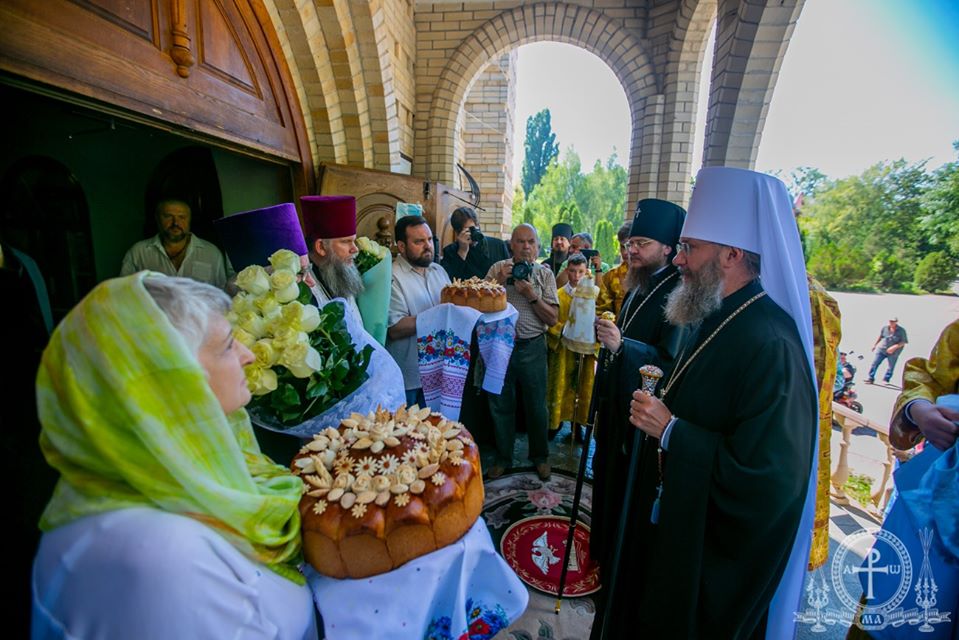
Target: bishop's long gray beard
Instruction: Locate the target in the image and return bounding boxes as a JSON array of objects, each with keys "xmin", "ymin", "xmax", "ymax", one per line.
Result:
[
  {"xmin": 664, "ymin": 257, "xmax": 724, "ymax": 326},
  {"xmin": 315, "ymin": 257, "xmax": 365, "ymax": 298}
]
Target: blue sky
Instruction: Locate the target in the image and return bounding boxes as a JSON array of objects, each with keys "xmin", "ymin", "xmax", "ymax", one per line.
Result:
[{"xmin": 510, "ymin": 0, "xmax": 959, "ymax": 184}]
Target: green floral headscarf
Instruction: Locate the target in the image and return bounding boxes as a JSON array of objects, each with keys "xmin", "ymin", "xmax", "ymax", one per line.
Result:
[{"xmin": 37, "ymin": 272, "xmax": 304, "ymax": 583}]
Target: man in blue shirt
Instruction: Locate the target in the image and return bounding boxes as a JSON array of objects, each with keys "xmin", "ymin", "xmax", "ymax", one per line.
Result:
[{"xmin": 866, "ymin": 317, "xmax": 908, "ymax": 384}]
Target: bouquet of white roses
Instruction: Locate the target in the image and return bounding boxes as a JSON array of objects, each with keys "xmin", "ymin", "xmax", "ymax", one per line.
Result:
[
  {"xmin": 354, "ymin": 236, "xmax": 390, "ymax": 275},
  {"xmin": 230, "ymin": 249, "xmax": 373, "ymax": 427},
  {"xmin": 353, "ymin": 236, "xmax": 392, "ymax": 345}
]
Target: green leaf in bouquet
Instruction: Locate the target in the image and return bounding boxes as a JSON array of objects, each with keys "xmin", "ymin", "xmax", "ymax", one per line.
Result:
[
  {"xmin": 332, "ymin": 320, "xmax": 347, "ymax": 337},
  {"xmin": 280, "ymin": 408, "xmax": 304, "ymax": 423},
  {"xmin": 270, "ymin": 382, "xmax": 301, "ymax": 413},
  {"xmin": 297, "ymin": 282, "xmax": 313, "ymax": 305},
  {"xmin": 331, "ymin": 358, "xmax": 350, "ymax": 382},
  {"xmin": 359, "ymin": 344, "xmax": 373, "ymax": 369},
  {"xmin": 339, "ymin": 344, "xmax": 373, "ymax": 390},
  {"xmin": 306, "ymin": 377, "xmax": 329, "ymax": 399},
  {"xmin": 354, "ymin": 250, "xmax": 381, "ymax": 275},
  {"xmin": 322, "ymin": 302, "xmax": 344, "ymax": 325}
]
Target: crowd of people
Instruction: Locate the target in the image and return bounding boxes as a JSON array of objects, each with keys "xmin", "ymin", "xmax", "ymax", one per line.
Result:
[{"xmin": 15, "ymin": 166, "xmax": 955, "ymax": 639}]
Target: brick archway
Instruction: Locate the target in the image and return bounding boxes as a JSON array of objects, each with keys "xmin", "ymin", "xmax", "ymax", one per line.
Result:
[
  {"xmin": 703, "ymin": 0, "xmax": 805, "ymax": 169},
  {"xmin": 656, "ymin": 0, "xmax": 717, "ymax": 203},
  {"xmin": 264, "ymin": 0, "xmax": 400, "ymax": 174},
  {"xmin": 420, "ymin": 2, "xmax": 658, "ymax": 221}
]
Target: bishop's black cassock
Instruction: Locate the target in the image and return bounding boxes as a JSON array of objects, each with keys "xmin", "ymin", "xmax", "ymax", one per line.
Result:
[
  {"xmin": 589, "ymin": 261, "xmax": 687, "ymax": 634},
  {"xmin": 597, "ymin": 279, "xmax": 816, "ymax": 639}
]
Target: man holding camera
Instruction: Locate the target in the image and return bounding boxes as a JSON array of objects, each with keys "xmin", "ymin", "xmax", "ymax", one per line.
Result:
[
  {"xmin": 440, "ymin": 206, "xmax": 510, "ymax": 281},
  {"xmin": 486, "ymin": 224, "xmax": 560, "ymax": 480}
]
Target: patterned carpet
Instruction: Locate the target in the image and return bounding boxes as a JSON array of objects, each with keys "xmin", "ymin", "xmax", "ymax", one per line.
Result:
[
  {"xmin": 482, "ymin": 468, "xmax": 596, "ymax": 640},
  {"xmin": 477, "ymin": 429, "xmax": 886, "ymax": 640}
]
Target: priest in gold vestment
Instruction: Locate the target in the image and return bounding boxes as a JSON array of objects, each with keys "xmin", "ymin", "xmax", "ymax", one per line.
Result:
[
  {"xmin": 547, "ymin": 254, "xmax": 597, "ymax": 433},
  {"xmin": 596, "ymin": 222, "xmax": 632, "ymax": 317},
  {"xmin": 807, "ymin": 274, "xmax": 841, "ymax": 569}
]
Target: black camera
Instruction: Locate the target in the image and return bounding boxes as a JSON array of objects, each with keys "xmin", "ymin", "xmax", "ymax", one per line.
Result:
[
  {"xmin": 507, "ymin": 260, "xmax": 534, "ymax": 284},
  {"xmin": 468, "ymin": 226, "xmax": 484, "ymax": 243},
  {"xmin": 580, "ymin": 248, "xmax": 599, "ymax": 260}
]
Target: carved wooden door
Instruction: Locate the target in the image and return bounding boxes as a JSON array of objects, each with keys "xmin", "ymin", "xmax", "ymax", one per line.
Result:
[{"xmin": 0, "ymin": 0, "xmax": 311, "ymax": 190}]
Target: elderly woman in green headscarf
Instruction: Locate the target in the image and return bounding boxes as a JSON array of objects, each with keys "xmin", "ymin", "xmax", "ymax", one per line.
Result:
[{"xmin": 31, "ymin": 273, "xmax": 317, "ymax": 639}]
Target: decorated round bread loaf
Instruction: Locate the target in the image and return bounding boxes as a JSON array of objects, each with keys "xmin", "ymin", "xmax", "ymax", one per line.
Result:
[
  {"xmin": 440, "ymin": 277, "xmax": 507, "ymax": 313},
  {"xmin": 293, "ymin": 405, "xmax": 484, "ymax": 578}
]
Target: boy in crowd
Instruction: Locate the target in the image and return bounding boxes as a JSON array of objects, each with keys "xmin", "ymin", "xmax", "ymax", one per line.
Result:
[{"xmin": 547, "ymin": 253, "xmax": 596, "ymax": 442}]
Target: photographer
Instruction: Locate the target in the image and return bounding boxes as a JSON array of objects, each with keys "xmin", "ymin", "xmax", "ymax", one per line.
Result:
[
  {"xmin": 440, "ymin": 206, "xmax": 510, "ymax": 281},
  {"xmin": 485, "ymin": 224, "xmax": 559, "ymax": 481}
]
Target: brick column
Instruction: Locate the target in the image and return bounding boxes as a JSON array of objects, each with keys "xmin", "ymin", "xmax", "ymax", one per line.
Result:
[
  {"xmin": 703, "ymin": 0, "xmax": 804, "ymax": 169},
  {"xmin": 457, "ymin": 52, "xmax": 516, "ymax": 239}
]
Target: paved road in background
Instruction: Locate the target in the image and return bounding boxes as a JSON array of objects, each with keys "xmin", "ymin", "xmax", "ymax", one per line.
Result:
[{"xmin": 829, "ymin": 291, "xmax": 958, "ymax": 426}]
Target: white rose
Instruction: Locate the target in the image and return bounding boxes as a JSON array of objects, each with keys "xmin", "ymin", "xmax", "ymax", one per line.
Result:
[
  {"xmin": 271, "ymin": 326, "xmax": 309, "ymax": 350},
  {"xmin": 231, "ymin": 292, "xmax": 256, "ymax": 314},
  {"xmin": 245, "ymin": 365, "xmax": 278, "ymax": 396},
  {"xmin": 298, "ymin": 304, "xmax": 321, "ymax": 333},
  {"xmin": 253, "ymin": 292, "xmax": 280, "ymax": 319},
  {"xmin": 235, "ymin": 265, "xmax": 270, "ymax": 296},
  {"xmin": 281, "ymin": 301, "xmax": 321, "ymax": 333},
  {"xmin": 271, "ymin": 270, "xmax": 300, "ymax": 303},
  {"xmin": 269, "ymin": 249, "xmax": 302, "ymax": 275},
  {"xmin": 237, "ymin": 311, "xmax": 267, "ymax": 339},
  {"xmin": 279, "ymin": 342, "xmax": 322, "ymax": 378},
  {"xmin": 233, "ymin": 327, "xmax": 257, "ymax": 349},
  {"xmin": 252, "ymin": 339, "xmax": 278, "ymax": 368}
]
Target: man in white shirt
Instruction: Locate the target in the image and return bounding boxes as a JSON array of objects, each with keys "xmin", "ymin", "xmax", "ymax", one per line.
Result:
[
  {"xmin": 301, "ymin": 195, "xmax": 364, "ymax": 324},
  {"xmin": 120, "ymin": 199, "xmax": 233, "ymax": 288},
  {"xmin": 387, "ymin": 215, "xmax": 450, "ymax": 407}
]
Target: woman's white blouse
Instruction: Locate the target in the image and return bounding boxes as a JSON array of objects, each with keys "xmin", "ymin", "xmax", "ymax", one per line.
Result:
[{"xmin": 32, "ymin": 507, "xmax": 318, "ymax": 640}]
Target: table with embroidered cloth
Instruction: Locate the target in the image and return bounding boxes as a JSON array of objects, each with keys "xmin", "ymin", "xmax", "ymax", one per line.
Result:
[
  {"xmin": 415, "ymin": 303, "xmax": 518, "ymax": 421},
  {"xmin": 306, "ymin": 518, "xmax": 528, "ymax": 639}
]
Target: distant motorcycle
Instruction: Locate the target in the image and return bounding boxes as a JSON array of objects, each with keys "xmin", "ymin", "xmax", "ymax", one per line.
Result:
[{"xmin": 833, "ymin": 351, "xmax": 864, "ymax": 413}]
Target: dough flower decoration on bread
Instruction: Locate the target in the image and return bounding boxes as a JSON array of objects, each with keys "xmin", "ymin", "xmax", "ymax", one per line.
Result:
[
  {"xmin": 292, "ymin": 404, "xmax": 485, "ymax": 578},
  {"xmin": 441, "ymin": 277, "xmax": 508, "ymax": 313}
]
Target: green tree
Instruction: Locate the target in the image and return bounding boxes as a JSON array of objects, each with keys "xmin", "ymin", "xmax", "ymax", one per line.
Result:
[
  {"xmin": 522, "ymin": 149, "xmax": 583, "ymax": 244},
  {"xmin": 788, "ymin": 166, "xmax": 829, "ymax": 199},
  {"xmin": 512, "ymin": 184, "xmax": 527, "ymax": 228},
  {"xmin": 868, "ymin": 252, "xmax": 914, "ymax": 291},
  {"xmin": 575, "ymin": 154, "xmax": 629, "ymax": 229},
  {"xmin": 800, "ymin": 159, "xmax": 929, "ymax": 290},
  {"xmin": 520, "ymin": 148, "xmax": 628, "ymax": 255},
  {"xmin": 914, "ymin": 251, "xmax": 957, "ymax": 292},
  {"xmin": 593, "ymin": 219, "xmax": 616, "ymax": 265},
  {"xmin": 557, "ymin": 201, "xmax": 586, "ymax": 234},
  {"xmin": 806, "ymin": 242, "xmax": 871, "ymax": 288},
  {"xmin": 521, "ymin": 109, "xmax": 559, "ymax": 196},
  {"xmin": 919, "ymin": 141, "xmax": 959, "ymax": 256}
]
